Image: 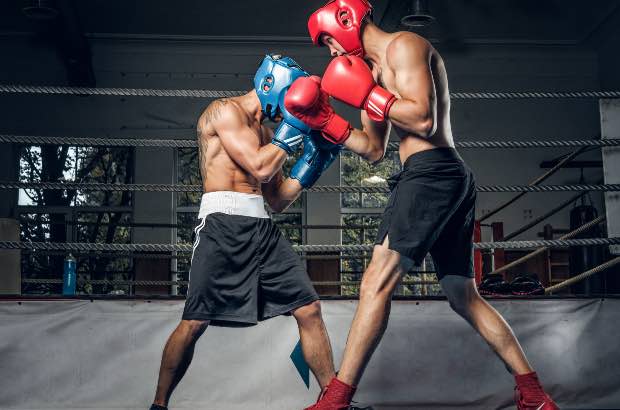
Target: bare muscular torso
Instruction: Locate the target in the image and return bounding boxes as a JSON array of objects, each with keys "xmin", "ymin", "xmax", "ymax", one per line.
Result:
[
  {"xmin": 196, "ymin": 97, "xmax": 273, "ymax": 194},
  {"xmin": 371, "ymin": 32, "xmax": 453, "ymax": 164}
]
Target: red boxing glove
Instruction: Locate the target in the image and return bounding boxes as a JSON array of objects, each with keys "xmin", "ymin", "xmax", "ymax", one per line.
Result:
[
  {"xmin": 284, "ymin": 76, "xmax": 352, "ymax": 144},
  {"xmin": 321, "ymin": 55, "xmax": 396, "ymax": 122}
]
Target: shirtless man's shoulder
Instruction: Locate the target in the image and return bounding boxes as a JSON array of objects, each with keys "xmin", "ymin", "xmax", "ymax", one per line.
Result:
[
  {"xmin": 200, "ymin": 97, "xmax": 272, "ymax": 147},
  {"xmin": 199, "ymin": 98, "xmax": 248, "ymax": 135},
  {"xmin": 384, "ymin": 31, "xmax": 432, "ymax": 69}
]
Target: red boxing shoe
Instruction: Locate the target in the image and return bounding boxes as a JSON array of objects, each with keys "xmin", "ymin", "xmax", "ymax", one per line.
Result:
[
  {"xmin": 304, "ymin": 378, "xmax": 356, "ymax": 410},
  {"xmin": 514, "ymin": 372, "xmax": 559, "ymax": 410}
]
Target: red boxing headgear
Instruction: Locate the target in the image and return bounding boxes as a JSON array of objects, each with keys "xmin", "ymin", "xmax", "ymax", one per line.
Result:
[{"xmin": 308, "ymin": 0, "xmax": 373, "ymax": 57}]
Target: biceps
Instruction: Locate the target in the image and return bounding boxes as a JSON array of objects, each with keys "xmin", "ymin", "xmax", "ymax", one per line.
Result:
[
  {"xmin": 218, "ymin": 129, "xmax": 260, "ymax": 171},
  {"xmin": 395, "ymin": 65, "xmax": 435, "ymax": 113}
]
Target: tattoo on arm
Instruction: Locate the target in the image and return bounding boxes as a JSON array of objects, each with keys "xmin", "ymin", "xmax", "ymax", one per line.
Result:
[{"xmin": 205, "ymin": 99, "xmax": 230, "ymax": 124}]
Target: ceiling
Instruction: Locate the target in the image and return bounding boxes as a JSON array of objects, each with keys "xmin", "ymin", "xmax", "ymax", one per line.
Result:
[{"xmin": 1, "ymin": 0, "xmax": 619, "ymax": 45}]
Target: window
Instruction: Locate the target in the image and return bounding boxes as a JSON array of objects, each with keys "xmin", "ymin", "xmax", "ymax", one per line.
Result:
[
  {"xmin": 340, "ymin": 149, "xmax": 441, "ymax": 296},
  {"xmin": 18, "ymin": 145, "xmax": 134, "ymax": 295},
  {"xmin": 177, "ymin": 148, "xmax": 201, "ymax": 208},
  {"xmin": 341, "ymin": 214, "xmax": 381, "ymax": 295},
  {"xmin": 19, "ymin": 146, "xmax": 133, "ymax": 207},
  {"xmin": 341, "ymin": 150, "xmax": 400, "ymax": 208}
]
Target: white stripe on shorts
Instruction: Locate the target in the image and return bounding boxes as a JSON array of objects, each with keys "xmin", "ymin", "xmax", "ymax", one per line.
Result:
[{"xmin": 188, "ymin": 217, "xmax": 207, "ymax": 290}]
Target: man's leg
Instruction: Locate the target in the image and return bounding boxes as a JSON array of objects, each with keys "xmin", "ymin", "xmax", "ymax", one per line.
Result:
[
  {"xmin": 440, "ymin": 275, "xmax": 533, "ymax": 374},
  {"xmin": 152, "ymin": 319, "xmax": 209, "ymax": 408},
  {"xmin": 338, "ymin": 236, "xmax": 412, "ymax": 386},
  {"xmin": 305, "ymin": 238, "xmax": 409, "ymax": 410},
  {"xmin": 440, "ymin": 275, "xmax": 559, "ymax": 409},
  {"xmin": 292, "ymin": 300, "xmax": 336, "ymax": 389},
  {"xmin": 440, "ymin": 275, "xmax": 532, "ymax": 374}
]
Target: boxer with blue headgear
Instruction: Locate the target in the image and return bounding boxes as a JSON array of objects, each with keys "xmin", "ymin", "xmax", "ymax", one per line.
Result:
[
  {"xmin": 254, "ymin": 54, "xmax": 313, "ymax": 154},
  {"xmin": 148, "ymin": 54, "xmax": 339, "ymax": 410},
  {"xmin": 254, "ymin": 54, "xmax": 342, "ymax": 187}
]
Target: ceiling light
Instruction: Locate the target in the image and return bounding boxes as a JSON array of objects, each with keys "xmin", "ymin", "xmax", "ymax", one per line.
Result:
[
  {"xmin": 22, "ymin": 0, "xmax": 59, "ymax": 21},
  {"xmin": 401, "ymin": 0, "xmax": 435, "ymax": 28}
]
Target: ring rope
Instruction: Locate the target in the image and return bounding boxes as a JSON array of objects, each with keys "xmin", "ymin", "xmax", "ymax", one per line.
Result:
[
  {"xmin": 41, "ymin": 220, "xmax": 381, "ymax": 230},
  {"xmin": 23, "ymin": 260, "xmax": 620, "ymax": 294},
  {"xmin": 2, "ymin": 237, "xmax": 619, "ymax": 253},
  {"xmin": 21, "ymin": 278, "xmax": 438, "ymax": 287},
  {"xmin": 19, "ymin": 279, "xmax": 439, "ymax": 287},
  {"xmin": 488, "ymin": 215, "xmax": 606, "ymax": 275},
  {"xmin": 450, "ymin": 91, "xmax": 620, "ymax": 99},
  {"xmin": 2, "ymin": 134, "xmax": 619, "ymax": 149},
  {"xmin": 1, "ymin": 84, "xmax": 619, "ymax": 99},
  {"xmin": 18, "ymin": 250, "xmax": 375, "ymax": 260},
  {"xmin": 544, "ymin": 256, "xmax": 620, "ymax": 294},
  {"xmin": 478, "ymin": 146, "xmax": 587, "ymax": 222},
  {"xmin": 0, "ymin": 85, "xmax": 243, "ymax": 98},
  {"xmin": 502, "ymin": 191, "xmax": 588, "ymax": 241},
  {"xmin": 2, "ymin": 181, "xmax": 619, "ymax": 193}
]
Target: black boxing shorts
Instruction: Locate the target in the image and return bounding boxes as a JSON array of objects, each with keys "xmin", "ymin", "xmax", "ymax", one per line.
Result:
[
  {"xmin": 182, "ymin": 191, "xmax": 319, "ymax": 326},
  {"xmin": 375, "ymin": 147, "xmax": 476, "ymax": 280}
]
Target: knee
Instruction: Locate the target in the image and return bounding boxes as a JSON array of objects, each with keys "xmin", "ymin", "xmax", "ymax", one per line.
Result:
[
  {"xmin": 180, "ymin": 319, "xmax": 208, "ymax": 339},
  {"xmin": 448, "ymin": 298, "xmax": 467, "ymax": 316},
  {"xmin": 293, "ymin": 300, "xmax": 322, "ymax": 324},
  {"xmin": 447, "ymin": 294, "xmax": 475, "ymax": 318}
]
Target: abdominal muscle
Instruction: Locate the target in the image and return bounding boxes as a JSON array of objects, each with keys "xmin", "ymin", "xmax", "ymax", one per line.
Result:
[{"xmin": 199, "ymin": 137, "xmax": 262, "ymax": 195}]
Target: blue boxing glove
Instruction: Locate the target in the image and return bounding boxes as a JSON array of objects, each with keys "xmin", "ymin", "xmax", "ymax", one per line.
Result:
[
  {"xmin": 290, "ymin": 131, "xmax": 342, "ymax": 188},
  {"xmin": 271, "ymin": 121, "xmax": 306, "ymax": 154},
  {"xmin": 271, "ymin": 93, "xmax": 313, "ymax": 155}
]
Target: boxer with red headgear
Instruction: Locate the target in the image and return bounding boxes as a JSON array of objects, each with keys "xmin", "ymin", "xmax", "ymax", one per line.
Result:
[
  {"xmin": 288, "ymin": 1, "xmax": 559, "ymax": 409},
  {"xmin": 308, "ymin": 0, "xmax": 372, "ymax": 57}
]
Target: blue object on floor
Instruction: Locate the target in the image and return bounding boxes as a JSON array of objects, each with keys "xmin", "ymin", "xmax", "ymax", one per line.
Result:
[{"xmin": 290, "ymin": 339, "xmax": 310, "ymax": 388}]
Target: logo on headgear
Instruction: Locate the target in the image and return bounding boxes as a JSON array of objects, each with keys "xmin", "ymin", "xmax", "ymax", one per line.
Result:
[
  {"xmin": 308, "ymin": 0, "xmax": 373, "ymax": 57},
  {"xmin": 254, "ymin": 54, "xmax": 309, "ymax": 121}
]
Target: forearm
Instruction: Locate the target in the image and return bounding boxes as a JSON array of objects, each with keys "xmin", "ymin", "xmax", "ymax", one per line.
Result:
[
  {"xmin": 252, "ymin": 144, "xmax": 289, "ymax": 182},
  {"xmin": 268, "ymin": 178, "xmax": 303, "ymax": 213},
  {"xmin": 343, "ymin": 117, "xmax": 390, "ymax": 164},
  {"xmin": 387, "ymin": 98, "xmax": 436, "ymax": 138}
]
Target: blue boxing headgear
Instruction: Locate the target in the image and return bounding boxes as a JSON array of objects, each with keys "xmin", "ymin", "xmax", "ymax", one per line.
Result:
[{"xmin": 254, "ymin": 54, "xmax": 309, "ymax": 123}]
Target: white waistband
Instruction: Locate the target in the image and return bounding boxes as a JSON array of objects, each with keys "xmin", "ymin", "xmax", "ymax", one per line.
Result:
[{"xmin": 198, "ymin": 191, "xmax": 269, "ymax": 219}]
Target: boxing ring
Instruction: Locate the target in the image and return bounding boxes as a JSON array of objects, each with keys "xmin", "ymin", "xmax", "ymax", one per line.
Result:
[
  {"xmin": 1, "ymin": 296, "xmax": 619, "ymax": 410},
  {"xmin": 1, "ymin": 80, "xmax": 620, "ymax": 410}
]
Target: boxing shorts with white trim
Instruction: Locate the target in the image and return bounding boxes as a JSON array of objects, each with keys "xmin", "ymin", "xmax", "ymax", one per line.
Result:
[{"xmin": 182, "ymin": 191, "xmax": 319, "ymax": 326}]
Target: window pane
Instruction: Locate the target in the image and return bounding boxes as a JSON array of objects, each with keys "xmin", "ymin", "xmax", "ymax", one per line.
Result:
[
  {"xmin": 175, "ymin": 212, "xmax": 199, "ymax": 296},
  {"xmin": 340, "ymin": 214, "xmax": 380, "ymax": 295},
  {"xmin": 19, "ymin": 212, "xmax": 134, "ymax": 295},
  {"xmin": 340, "ymin": 214, "xmax": 441, "ymax": 297},
  {"xmin": 19, "ymin": 146, "xmax": 133, "ymax": 207},
  {"xmin": 76, "ymin": 212, "xmax": 131, "ymax": 244},
  {"xmin": 273, "ymin": 213, "xmax": 302, "ymax": 246},
  {"xmin": 176, "ymin": 212, "xmax": 199, "ymax": 245},
  {"xmin": 20, "ymin": 213, "xmax": 57, "ymax": 294},
  {"xmin": 20, "ymin": 213, "xmax": 51, "ymax": 242},
  {"xmin": 77, "ymin": 255, "xmax": 133, "ymax": 296},
  {"xmin": 341, "ymin": 150, "xmax": 400, "ymax": 208},
  {"xmin": 177, "ymin": 148, "xmax": 201, "ymax": 207}
]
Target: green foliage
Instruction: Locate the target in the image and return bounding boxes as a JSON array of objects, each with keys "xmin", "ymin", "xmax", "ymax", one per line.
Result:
[
  {"xmin": 19, "ymin": 145, "xmax": 133, "ymax": 295},
  {"xmin": 177, "ymin": 148, "xmax": 201, "ymax": 207},
  {"xmin": 341, "ymin": 150, "xmax": 400, "ymax": 208}
]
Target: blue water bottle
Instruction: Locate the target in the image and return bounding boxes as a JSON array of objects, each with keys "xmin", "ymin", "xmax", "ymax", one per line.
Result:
[{"xmin": 63, "ymin": 253, "xmax": 77, "ymax": 296}]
